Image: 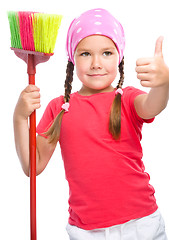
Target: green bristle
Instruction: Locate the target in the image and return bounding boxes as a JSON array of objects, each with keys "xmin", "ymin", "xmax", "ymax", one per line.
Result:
[
  {"xmin": 32, "ymin": 13, "xmax": 62, "ymax": 54},
  {"xmin": 8, "ymin": 11, "xmax": 22, "ymax": 49}
]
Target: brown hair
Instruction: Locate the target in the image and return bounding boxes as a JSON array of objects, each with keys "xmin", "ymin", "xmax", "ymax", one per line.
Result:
[
  {"xmin": 45, "ymin": 57, "xmax": 124, "ymax": 144},
  {"xmin": 109, "ymin": 57, "xmax": 124, "ymax": 140},
  {"xmin": 45, "ymin": 61, "xmax": 74, "ymax": 144}
]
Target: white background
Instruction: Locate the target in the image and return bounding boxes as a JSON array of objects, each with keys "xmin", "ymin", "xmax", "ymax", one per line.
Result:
[{"xmin": 0, "ymin": 0, "xmax": 169, "ymax": 239}]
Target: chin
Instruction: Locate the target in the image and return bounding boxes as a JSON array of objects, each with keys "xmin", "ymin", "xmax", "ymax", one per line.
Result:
[{"xmin": 92, "ymin": 85, "xmax": 112, "ymax": 90}]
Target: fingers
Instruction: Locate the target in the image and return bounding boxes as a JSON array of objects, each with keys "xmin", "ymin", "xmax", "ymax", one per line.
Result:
[
  {"xmin": 23, "ymin": 85, "xmax": 40, "ymax": 101},
  {"xmin": 139, "ymin": 80, "xmax": 152, "ymax": 88},
  {"xmin": 14, "ymin": 84, "xmax": 41, "ymax": 121},
  {"xmin": 136, "ymin": 59, "xmax": 157, "ymax": 87},
  {"xmin": 136, "ymin": 58, "xmax": 152, "ymax": 84},
  {"xmin": 135, "ymin": 64, "xmax": 150, "ymax": 74},
  {"xmin": 136, "ymin": 58, "xmax": 153, "ymax": 67},
  {"xmin": 136, "ymin": 60, "xmax": 155, "ymax": 80},
  {"xmin": 24, "ymin": 84, "xmax": 40, "ymax": 93},
  {"xmin": 154, "ymin": 36, "xmax": 164, "ymax": 57},
  {"xmin": 21, "ymin": 85, "xmax": 41, "ymax": 113}
]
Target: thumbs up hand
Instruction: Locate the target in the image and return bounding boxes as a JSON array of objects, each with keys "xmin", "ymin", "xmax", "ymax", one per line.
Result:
[{"xmin": 136, "ymin": 36, "xmax": 169, "ymax": 88}]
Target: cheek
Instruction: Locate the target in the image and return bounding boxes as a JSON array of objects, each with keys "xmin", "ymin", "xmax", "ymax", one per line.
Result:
[
  {"xmin": 75, "ymin": 64, "xmax": 83, "ymax": 79},
  {"xmin": 106, "ymin": 55, "xmax": 118, "ymax": 69},
  {"xmin": 111, "ymin": 67, "xmax": 118, "ymax": 77},
  {"xmin": 107, "ymin": 62, "xmax": 118, "ymax": 77},
  {"xmin": 75, "ymin": 61, "xmax": 88, "ymax": 77},
  {"xmin": 75, "ymin": 66, "xmax": 86, "ymax": 85}
]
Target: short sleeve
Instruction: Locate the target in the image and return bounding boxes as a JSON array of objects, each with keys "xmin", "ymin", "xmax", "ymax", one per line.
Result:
[
  {"xmin": 36, "ymin": 95, "xmax": 64, "ymax": 138},
  {"xmin": 124, "ymin": 87, "xmax": 155, "ymax": 124}
]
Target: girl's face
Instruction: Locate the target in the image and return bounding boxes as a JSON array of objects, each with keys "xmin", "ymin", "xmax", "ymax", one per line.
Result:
[{"xmin": 74, "ymin": 35, "xmax": 119, "ymax": 95}]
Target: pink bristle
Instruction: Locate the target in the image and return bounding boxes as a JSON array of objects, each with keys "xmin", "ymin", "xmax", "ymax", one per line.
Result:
[{"xmin": 18, "ymin": 12, "xmax": 35, "ymax": 51}]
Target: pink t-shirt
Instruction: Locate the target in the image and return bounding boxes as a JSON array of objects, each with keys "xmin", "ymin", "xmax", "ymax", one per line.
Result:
[{"xmin": 36, "ymin": 86, "xmax": 158, "ymax": 230}]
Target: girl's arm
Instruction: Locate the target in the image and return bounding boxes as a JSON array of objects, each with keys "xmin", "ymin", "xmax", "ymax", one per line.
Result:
[
  {"xmin": 13, "ymin": 85, "xmax": 56, "ymax": 176},
  {"xmin": 134, "ymin": 37, "xmax": 169, "ymax": 119}
]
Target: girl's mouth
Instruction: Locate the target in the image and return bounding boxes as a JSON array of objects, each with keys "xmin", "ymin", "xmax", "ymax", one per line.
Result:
[{"xmin": 88, "ymin": 74, "xmax": 107, "ymax": 77}]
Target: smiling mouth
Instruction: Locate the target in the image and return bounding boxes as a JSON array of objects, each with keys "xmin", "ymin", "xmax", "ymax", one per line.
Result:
[{"xmin": 88, "ymin": 74, "xmax": 107, "ymax": 77}]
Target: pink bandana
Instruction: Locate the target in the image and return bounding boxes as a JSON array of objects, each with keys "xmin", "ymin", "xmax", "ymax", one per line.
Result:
[{"xmin": 66, "ymin": 8, "xmax": 125, "ymax": 65}]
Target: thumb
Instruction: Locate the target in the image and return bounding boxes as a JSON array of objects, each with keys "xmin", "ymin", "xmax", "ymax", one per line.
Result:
[{"xmin": 154, "ymin": 36, "xmax": 164, "ymax": 57}]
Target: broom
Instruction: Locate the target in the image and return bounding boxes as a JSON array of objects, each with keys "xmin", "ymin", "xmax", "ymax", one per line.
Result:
[{"xmin": 8, "ymin": 11, "xmax": 62, "ymax": 240}]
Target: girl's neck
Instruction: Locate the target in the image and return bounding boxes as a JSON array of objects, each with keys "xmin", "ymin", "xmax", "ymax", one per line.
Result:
[{"xmin": 78, "ymin": 85, "xmax": 114, "ymax": 96}]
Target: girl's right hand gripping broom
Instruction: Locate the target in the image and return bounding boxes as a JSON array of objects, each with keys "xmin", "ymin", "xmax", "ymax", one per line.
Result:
[{"xmin": 8, "ymin": 11, "xmax": 62, "ymax": 240}]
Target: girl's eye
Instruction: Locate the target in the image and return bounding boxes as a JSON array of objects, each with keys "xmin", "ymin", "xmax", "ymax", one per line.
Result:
[
  {"xmin": 103, "ymin": 51, "xmax": 112, "ymax": 56},
  {"xmin": 80, "ymin": 52, "xmax": 90, "ymax": 56}
]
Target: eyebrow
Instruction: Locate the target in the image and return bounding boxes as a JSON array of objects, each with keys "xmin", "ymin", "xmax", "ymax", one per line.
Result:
[
  {"xmin": 76, "ymin": 47, "xmax": 116, "ymax": 52},
  {"xmin": 102, "ymin": 47, "xmax": 117, "ymax": 51}
]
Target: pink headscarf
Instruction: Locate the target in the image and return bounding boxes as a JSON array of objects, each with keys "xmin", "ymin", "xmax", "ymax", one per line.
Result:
[{"xmin": 66, "ymin": 8, "xmax": 125, "ymax": 65}]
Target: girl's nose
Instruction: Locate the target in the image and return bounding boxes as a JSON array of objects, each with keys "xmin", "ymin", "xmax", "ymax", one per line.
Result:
[{"xmin": 90, "ymin": 55, "xmax": 102, "ymax": 69}]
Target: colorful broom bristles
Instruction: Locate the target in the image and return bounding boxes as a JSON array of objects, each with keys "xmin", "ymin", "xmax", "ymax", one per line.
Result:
[{"xmin": 8, "ymin": 11, "xmax": 62, "ymax": 54}]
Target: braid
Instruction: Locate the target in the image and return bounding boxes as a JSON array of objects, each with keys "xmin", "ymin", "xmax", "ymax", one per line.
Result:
[
  {"xmin": 116, "ymin": 57, "xmax": 124, "ymax": 89},
  {"xmin": 109, "ymin": 57, "xmax": 124, "ymax": 140},
  {"xmin": 45, "ymin": 60, "xmax": 74, "ymax": 144},
  {"xmin": 64, "ymin": 61, "xmax": 74, "ymax": 102}
]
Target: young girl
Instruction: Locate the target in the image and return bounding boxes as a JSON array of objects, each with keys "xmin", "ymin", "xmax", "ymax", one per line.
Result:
[{"xmin": 13, "ymin": 8, "xmax": 169, "ymax": 240}]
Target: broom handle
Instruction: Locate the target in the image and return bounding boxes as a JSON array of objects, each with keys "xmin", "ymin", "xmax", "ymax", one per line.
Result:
[{"xmin": 28, "ymin": 54, "xmax": 37, "ymax": 240}]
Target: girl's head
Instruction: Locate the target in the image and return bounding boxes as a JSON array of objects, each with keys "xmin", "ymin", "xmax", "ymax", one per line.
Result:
[
  {"xmin": 46, "ymin": 8, "xmax": 125, "ymax": 143},
  {"xmin": 66, "ymin": 8, "xmax": 125, "ymax": 65}
]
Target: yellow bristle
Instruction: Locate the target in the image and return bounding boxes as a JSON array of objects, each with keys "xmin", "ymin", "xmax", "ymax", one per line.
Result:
[{"xmin": 32, "ymin": 13, "xmax": 62, "ymax": 54}]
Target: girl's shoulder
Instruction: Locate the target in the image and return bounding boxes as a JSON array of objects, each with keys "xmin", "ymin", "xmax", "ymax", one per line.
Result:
[
  {"xmin": 48, "ymin": 95, "xmax": 64, "ymax": 106},
  {"xmin": 123, "ymin": 86, "xmax": 146, "ymax": 93},
  {"xmin": 122, "ymin": 86, "xmax": 154, "ymax": 124},
  {"xmin": 123, "ymin": 86, "xmax": 147, "ymax": 100},
  {"xmin": 44, "ymin": 95, "xmax": 65, "ymax": 117}
]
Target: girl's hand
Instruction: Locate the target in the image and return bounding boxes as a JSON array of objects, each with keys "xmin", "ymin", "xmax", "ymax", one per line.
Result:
[
  {"xmin": 14, "ymin": 85, "xmax": 41, "ymax": 121},
  {"xmin": 135, "ymin": 36, "xmax": 169, "ymax": 88}
]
